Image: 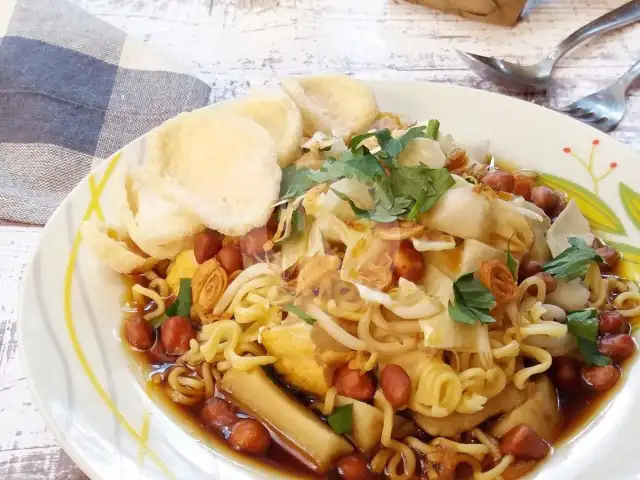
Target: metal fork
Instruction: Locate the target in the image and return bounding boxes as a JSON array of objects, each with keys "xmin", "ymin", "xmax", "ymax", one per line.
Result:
[{"xmin": 551, "ymin": 60, "xmax": 640, "ymax": 131}]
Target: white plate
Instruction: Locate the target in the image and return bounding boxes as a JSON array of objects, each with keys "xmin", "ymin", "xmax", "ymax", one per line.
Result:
[{"xmin": 18, "ymin": 81, "xmax": 640, "ymax": 480}]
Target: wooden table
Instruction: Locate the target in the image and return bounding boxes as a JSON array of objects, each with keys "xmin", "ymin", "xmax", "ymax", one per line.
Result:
[{"xmin": 1, "ymin": 0, "xmax": 638, "ymax": 477}]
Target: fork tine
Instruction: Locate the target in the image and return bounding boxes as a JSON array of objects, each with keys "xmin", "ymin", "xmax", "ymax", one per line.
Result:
[
  {"xmin": 569, "ymin": 107, "xmax": 595, "ymax": 119},
  {"xmin": 552, "ymin": 103, "xmax": 576, "ymax": 114}
]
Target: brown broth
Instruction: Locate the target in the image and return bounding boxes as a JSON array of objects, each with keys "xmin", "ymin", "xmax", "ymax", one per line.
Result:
[
  {"xmin": 118, "ymin": 206, "xmax": 637, "ymax": 479},
  {"xmin": 121, "ymin": 310, "xmax": 633, "ymax": 480},
  {"xmin": 123, "ymin": 331, "xmax": 328, "ymax": 479}
]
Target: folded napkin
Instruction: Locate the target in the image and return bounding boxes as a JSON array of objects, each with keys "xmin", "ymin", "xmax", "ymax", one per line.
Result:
[{"xmin": 0, "ymin": 0, "xmax": 211, "ymax": 224}]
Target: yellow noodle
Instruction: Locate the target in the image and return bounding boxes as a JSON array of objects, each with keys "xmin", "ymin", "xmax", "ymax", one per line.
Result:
[
  {"xmin": 370, "ymin": 448, "xmax": 395, "ymax": 474},
  {"xmin": 610, "ymin": 279, "xmax": 630, "ymax": 295},
  {"xmin": 405, "ymin": 436, "xmax": 436, "ymax": 455},
  {"xmin": 364, "ymin": 351, "xmax": 379, "ymax": 372},
  {"xmin": 213, "ymin": 263, "xmax": 276, "ymax": 314},
  {"xmin": 144, "ymin": 270, "xmax": 170, "ymax": 297},
  {"xmin": 314, "ymin": 387, "xmax": 338, "ymax": 416},
  {"xmin": 614, "ymin": 291, "xmax": 640, "ymax": 317},
  {"xmin": 473, "ymin": 454, "xmax": 514, "ymax": 480},
  {"xmin": 430, "ymin": 437, "xmax": 489, "ymax": 461},
  {"xmin": 513, "ymin": 344, "xmax": 552, "ymax": 389},
  {"xmin": 518, "ymin": 275, "xmax": 546, "ymax": 303},
  {"xmin": 456, "ymin": 392, "xmax": 487, "ymax": 414},
  {"xmin": 202, "ymin": 362, "xmax": 214, "ymax": 398},
  {"xmin": 472, "ymin": 428, "xmax": 501, "ymax": 461},
  {"xmin": 166, "ymin": 366, "xmax": 206, "ymax": 406},
  {"xmin": 585, "ymin": 262, "xmax": 609, "ymax": 308},
  {"xmin": 411, "ymin": 358, "xmax": 462, "ymax": 418},
  {"xmin": 132, "ymin": 284, "xmax": 166, "ymax": 321},
  {"xmin": 167, "ymin": 388, "xmax": 202, "ymax": 406},
  {"xmin": 199, "ymin": 320, "xmax": 276, "ymax": 370},
  {"xmin": 227, "ymin": 277, "xmax": 278, "ymax": 315},
  {"xmin": 326, "ymin": 296, "xmax": 368, "ymax": 321},
  {"xmin": 176, "ymin": 338, "xmax": 202, "ymax": 365},
  {"xmin": 307, "ymin": 304, "xmax": 368, "ymax": 351},
  {"xmin": 519, "ymin": 322, "xmax": 568, "ymax": 339},
  {"xmin": 376, "ymin": 391, "xmax": 416, "ymax": 480},
  {"xmin": 357, "ymin": 306, "xmax": 416, "ymax": 354},
  {"xmin": 492, "ymin": 339, "xmax": 520, "ymax": 359},
  {"xmin": 177, "ymin": 376, "xmax": 205, "ymax": 390}
]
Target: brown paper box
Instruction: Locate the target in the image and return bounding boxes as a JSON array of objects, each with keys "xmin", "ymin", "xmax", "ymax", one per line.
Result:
[{"xmin": 407, "ymin": 0, "xmax": 528, "ymax": 26}]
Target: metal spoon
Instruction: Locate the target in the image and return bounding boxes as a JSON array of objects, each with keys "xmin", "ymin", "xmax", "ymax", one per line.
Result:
[{"xmin": 458, "ymin": 0, "xmax": 640, "ymax": 91}]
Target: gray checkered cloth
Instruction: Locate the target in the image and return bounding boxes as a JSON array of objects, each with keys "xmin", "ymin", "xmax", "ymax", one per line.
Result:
[{"xmin": 0, "ymin": 0, "xmax": 211, "ymax": 224}]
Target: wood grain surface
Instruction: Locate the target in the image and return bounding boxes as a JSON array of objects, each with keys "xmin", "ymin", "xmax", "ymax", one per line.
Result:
[{"xmin": 1, "ymin": 0, "xmax": 638, "ymax": 478}]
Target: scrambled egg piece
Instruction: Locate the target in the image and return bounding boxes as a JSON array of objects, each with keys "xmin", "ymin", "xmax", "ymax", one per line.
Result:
[{"xmin": 166, "ymin": 249, "xmax": 199, "ymax": 295}]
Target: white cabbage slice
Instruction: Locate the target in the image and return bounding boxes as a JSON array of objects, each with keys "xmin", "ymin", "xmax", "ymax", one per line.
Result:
[
  {"xmin": 318, "ymin": 178, "xmax": 374, "ymax": 223},
  {"xmin": 385, "ymin": 278, "xmax": 443, "ymax": 320},
  {"xmin": 418, "ymin": 265, "xmax": 478, "ymax": 351},
  {"xmin": 488, "ymin": 198, "xmax": 534, "ymax": 255},
  {"xmin": 424, "ymin": 239, "xmax": 504, "ymax": 280},
  {"xmin": 397, "ymin": 138, "xmax": 446, "ymax": 168},
  {"xmin": 420, "ymin": 187, "xmax": 491, "ymax": 241},
  {"xmin": 545, "ymin": 279, "xmax": 590, "ymax": 311},
  {"xmin": 546, "ymin": 199, "xmax": 595, "ymax": 257},
  {"xmin": 511, "ymin": 197, "xmax": 551, "ymax": 263}
]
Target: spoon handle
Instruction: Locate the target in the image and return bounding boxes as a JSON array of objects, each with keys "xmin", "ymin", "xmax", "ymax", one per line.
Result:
[
  {"xmin": 547, "ymin": 0, "xmax": 640, "ymax": 64},
  {"xmin": 614, "ymin": 59, "xmax": 640, "ymax": 92}
]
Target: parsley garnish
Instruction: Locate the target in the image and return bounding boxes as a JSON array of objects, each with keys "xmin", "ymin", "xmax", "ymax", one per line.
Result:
[
  {"xmin": 280, "ymin": 165, "xmax": 316, "ymax": 200},
  {"xmin": 542, "ymin": 237, "xmax": 603, "ymax": 280},
  {"xmin": 282, "ymin": 304, "xmax": 317, "ymax": 325},
  {"xmin": 566, "ymin": 308, "xmax": 612, "ymax": 366},
  {"xmin": 149, "ymin": 278, "xmax": 192, "ymax": 328},
  {"xmin": 390, "ymin": 166, "xmax": 455, "ymax": 220},
  {"xmin": 348, "ymin": 125, "xmax": 431, "ymax": 163},
  {"xmin": 330, "ymin": 189, "xmax": 406, "ymax": 223},
  {"xmin": 278, "ymin": 123, "xmax": 454, "ymax": 222},
  {"xmin": 448, "ymin": 272, "xmax": 496, "ymax": 325},
  {"xmin": 327, "ymin": 404, "xmax": 353, "ymax": 434}
]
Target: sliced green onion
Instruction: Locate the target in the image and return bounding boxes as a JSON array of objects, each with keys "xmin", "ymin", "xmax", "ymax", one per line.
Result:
[{"xmin": 425, "ymin": 119, "xmax": 440, "ymax": 140}]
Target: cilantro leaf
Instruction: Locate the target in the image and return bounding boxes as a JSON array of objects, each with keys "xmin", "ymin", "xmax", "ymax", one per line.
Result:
[
  {"xmin": 330, "ymin": 189, "xmax": 400, "ymax": 223},
  {"xmin": 448, "ymin": 273, "xmax": 496, "ymax": 325},
  {"xmin": 506, "ymin": 239, "xmax": 518, "ymax": 280},
  {"xmin": 327, "ymin": 404, "xmax": 353, "ymax": 434},
  {"xmin": 566, "ymin": 308, "xmax": 612, "ymax": 366},
  {"xmin": 390, "ymin": 166, "xmax": 454, "ymax": 217},
  {"xmin": 280, "ymin": 165, "xmax": 316, "ymax": 200},
  {"xmin": 376, "ymin": 126, "xmax": 428, "ymax": 162},
  {"xmin": 308, "ymin": 151, "xmax": 385, "ymax": 185},
  {"xmin": 343, "ymin": 151, "xmax": 386, "ymax": 182},
  {"xmin": 542, "ymin": 237, "xmax": 603, "ymax": 280},
  {"xmin": 150, "ymin": 278, "xmax": 192, "ymax": 328},
  {"xmin": 349, "ymin": 126, "xmax": 430, "ymax": 164},
  {"xmin": 576, "ymin": 337, "xmax": 612, "ymax": 366},
  {"xmin": 348, "ymin": 131, "xmax": 377, "ymax": 152},
  {"xmin": 418, "ymin": 168, "xmax": 456, "ymax": 213},
  {"xmin": 566, "ymin": 308, "xmax": 599, "ymax": 342},
  {"xmin": 282, "ymin": 304, "xmax": 317, "ymax": 325},
  {"xmin": 278, "ymin": 122, "xmax": 449, "ymax": 222}
]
